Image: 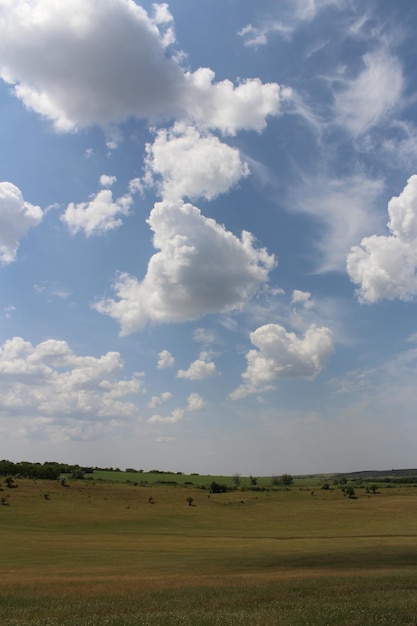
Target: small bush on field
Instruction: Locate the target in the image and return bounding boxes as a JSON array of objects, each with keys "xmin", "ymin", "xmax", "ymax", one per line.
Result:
[{"xmin": 210, "ymin": 481, "xmax": 228, "ymax": 493}]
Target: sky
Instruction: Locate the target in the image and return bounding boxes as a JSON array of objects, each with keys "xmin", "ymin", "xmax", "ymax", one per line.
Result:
[{"xmin": 1, "ymin": 0, "xmax": 417, "ymax": 475}]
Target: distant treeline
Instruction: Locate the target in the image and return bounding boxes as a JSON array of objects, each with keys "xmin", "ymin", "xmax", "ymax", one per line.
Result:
[{"xmin": 0, "ymin": 460, "xmax": 95, "ymax": 480}]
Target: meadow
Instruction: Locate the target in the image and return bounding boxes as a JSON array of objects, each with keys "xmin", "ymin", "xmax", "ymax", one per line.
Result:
[{"xmin": 1, "ymin": 473, "xmax": 417, "ymax": 625}]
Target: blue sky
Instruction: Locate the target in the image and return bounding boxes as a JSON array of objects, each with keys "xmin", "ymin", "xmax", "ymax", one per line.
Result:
[{"xmin": 1, "ymin": 0, "xmax": 417, "ymax": 474}]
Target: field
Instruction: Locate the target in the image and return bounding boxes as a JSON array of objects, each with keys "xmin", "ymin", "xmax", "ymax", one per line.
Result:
[{"xmin": 1, "ymin": 474, "xmax": 417, "ymax": 625}]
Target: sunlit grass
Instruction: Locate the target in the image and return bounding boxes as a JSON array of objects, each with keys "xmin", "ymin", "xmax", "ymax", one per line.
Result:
[{"xmin": 2, "ymin": 478, "xmax": 417, "ymax": 624}]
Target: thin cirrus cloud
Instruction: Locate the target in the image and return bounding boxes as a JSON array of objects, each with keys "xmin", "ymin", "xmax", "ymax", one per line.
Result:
[
  {"xmin": 0, "ymin": 182, "xmax": 43, "ymax": 265},
  {"xmin": 94, "ymin": 199, "xmax": 276, "ymax": 334},
  {"xmin": 230, "ymin": 323, "xmax": 334, "ymax": 399},
  {"xmin": 347, "ymin": 175, "xmax": 417, "ymax": 303},
  {"xmin": 0, "ymin": 0, "xmax": 290, "ymax": 134},
  {"xmin": 333, "ymin": 50, "xmax": 404, "ymax": 138},
  {"xmin": 290, "ymin": 174, "xmax": 384, "ymax": 272},
  {"xmin": 238, "ymin": 0, "xmax": 340, "ymax": 46}
]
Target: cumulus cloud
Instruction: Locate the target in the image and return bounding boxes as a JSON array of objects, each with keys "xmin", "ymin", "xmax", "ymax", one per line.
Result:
[
  {"xmin": 291, "ymin": 290, "xmax": 314, "ymax": 308},
  {"xmin": 177, "ymin": 352, "xmax": 218, "ymax": 380},
  {"xmin": 157, "ymin": 350, "xmax": 175, "ymax": 369},
  {"xmin": 0, "ymin": 0, "xmax": 289, "ymax": 134},
  {"xmin": 184, "ymin": 68, "xmax": 291, "ymax": 135},
  {"xmin": 61, "ymin": 189, "xmax": 132, "ymax": 236},
  {"xmin": 334, "ymin": 50, "xmax": 403, "ymax": 138},
  {"xmin": 99, "ymin": 174, "xmax": 117, "ymax": 188},
  {"xmin": 347, "ymin": 175, "xmax": 417, "ymax": 303},
  {"xmin": 186, "ymin": 392, "xmax": 205, "ymax": 411},
  {"xmin": 95, "ymin": 199, "xmax": 275, "ymax": 334},
  {"xmin": 0, "ymin": 182, "xmax": 43, "ymax": 264},
  {"xmin": 148, "ymin": 408, "xmax": 184, "ymax": 424},
  {"xmin": 148, "ymin": 391, "xmax": 204, "ymax": 424},
  {"xmin": 148, "ymin": 391, "xmax": 172, "ymax": 409},
  {"xmin": 143, "ymin": 123, "xmax": 249, "ymax": 201},
  {"xmin": 0, "ymin": 0, "xmax": 184, "ymax": 130},
  {"xmin": 230, "ymin": 323, "xmax": 334, "ymax": 399},
  {"xmin": 0, "ymin": 337, "xmax": 144, "ymax": 436}
]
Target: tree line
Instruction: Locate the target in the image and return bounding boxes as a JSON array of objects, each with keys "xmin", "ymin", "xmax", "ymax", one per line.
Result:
[{"xmin": 0, "ymin": 460, "xmax": 94, "ymax": 480}]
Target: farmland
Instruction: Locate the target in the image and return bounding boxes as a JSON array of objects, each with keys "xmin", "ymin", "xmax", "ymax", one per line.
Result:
[{"xmin": 1, "ymin": 471, "xmax": 417, "ymax": 624}]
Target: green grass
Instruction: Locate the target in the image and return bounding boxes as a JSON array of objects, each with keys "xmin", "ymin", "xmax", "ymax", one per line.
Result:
[{"xmin": 1, "ymin": 478, "xmax": 417, "ymax": 624}]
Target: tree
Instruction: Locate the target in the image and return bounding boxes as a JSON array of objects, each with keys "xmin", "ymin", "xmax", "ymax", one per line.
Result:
[
  {"xmin": 345, "ymin": 485, "xmax": 355, "ymax": 498},
  {"xmin": 281, "ymin": 473, "xmax": 293, "ymax": 486},
  {"xmin": 232, "ymin": 473, "xmax": 241, "ymax": 487},
  {"xmin": 186, "ymin": 496, "xmax": 194, "ymax": 506}
]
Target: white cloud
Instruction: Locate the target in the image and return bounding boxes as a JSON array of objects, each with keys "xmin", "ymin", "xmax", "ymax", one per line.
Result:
[
  {"xmin": 157, "ymin": 350, "xmax": 175, "ymax": 369},
  {"xmin": 0, "ymin": 0, "xmax": 184, "ymax": 131},
  {"xmin": 0, "ymin": 0, "xmax": 289, "ymax": 134},
  {"xmin": 184, "ymin": 68, "xmax": 292, "ymax": 135},
  {"xmin": 148, "ymin": 391, "xmax": 204, "ymax": 424},
  {"xmin": 148, "ymin": 391, "xmax": 172, "ymax": 409},
  {"xmin": 230, "ymin": 323, "xmax": 334, "ymax": 399},
  {"xmin": 148, "ymin": 408, "xmax": 184, "ymax": 424},
  {"xmin": 291, "ymin": 290, "xmax": 314, "ymax": 308},
  {"xmin": 152, "ymin": 3, "xmax": 174, "ymax": 25},
  {"xmin": 238, "ymin": 0, "xmax": 338, "ymax": 46},
  {"xmin": 0, "ymin": 182, "xmax": 43, "ymax": 264},
  {"xmin": 238, "ymin": 22, "xmax": 294, "ymax": 47},
  {"xmin": 99, "ymin": 174, "xmax": 117, "ymax": 188},
  {"xmin": 62, "ymin": 189, "xmax": 132, "ymax": 236},
  {"xmin": 177, "ymin": 352, "xmax": 218, "ymax": 380},
  {"xmin": 333, "ymin": 50, "xmax": 403, "ymax": 138},
  {"xmin": 143, "ymin": 123, "xmax": 249, "ymax": 201},
  {"xmin": 193, "ymin": 328, "xmax": 217, "ymax": 346},
  {"xmin": 347, "ymin": 175, "xmax": 417, "ymax": 303},
  {"xmin": 291, "ymin": 174, "xmax": 384, "ymax": 272},
  {"xmin": 0, "ymin": 337, "xmax": 144, "ymax": 436},
  {"xmin": 187, "ymin": 392, "xmax": 205, "ymax": 411},
  {"xmin": 95, "ymin": 199, "xmax": 275, "ymax": 334}
]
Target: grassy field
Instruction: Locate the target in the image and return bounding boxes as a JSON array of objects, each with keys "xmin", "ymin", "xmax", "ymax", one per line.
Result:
[{"xmin": 1, "ymin": 476, "xmax": 417, "ymax": 624}]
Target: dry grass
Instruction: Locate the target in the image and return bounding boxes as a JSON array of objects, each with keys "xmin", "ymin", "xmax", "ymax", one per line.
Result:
[{"xmin": 1, "ymin": 479, "xmax": 417, "ymax": 624}]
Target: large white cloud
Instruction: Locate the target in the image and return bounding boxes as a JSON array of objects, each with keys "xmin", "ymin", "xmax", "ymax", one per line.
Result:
[
  {"xmin": 0, "ymin": 182, "xmax": 43, "ymax": 264},
  {"xmin": 94, "ymin": 199, "xmax": 275, "ymax": 334},
  {"xmin": 143, "ymin": 123, "xmax": 249, "ymax": 201},
  {"xmin": 230, "ymin": 323, "xmax": 334, "ymax": 399},
  {"xmin": 347, "ymin": 175, "xmax": 417, "ymax": 303},
  {"xmin": 0, "ymin": 337, "xmax": 144, "ymax": 435},
  {"xmin": 0, "ymin": 0, "xmax": 289, "ymax": 133}
]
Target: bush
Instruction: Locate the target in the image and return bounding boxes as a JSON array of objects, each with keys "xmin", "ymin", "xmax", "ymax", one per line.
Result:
[{"xmin": 209, "ymin": 481, "xmax": 228, "ymax": 493}]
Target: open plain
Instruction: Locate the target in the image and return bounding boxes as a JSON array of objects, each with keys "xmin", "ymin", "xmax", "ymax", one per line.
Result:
[{"xmin": 1, "ymin": 474, "xmax": 417, "ymax": 625}]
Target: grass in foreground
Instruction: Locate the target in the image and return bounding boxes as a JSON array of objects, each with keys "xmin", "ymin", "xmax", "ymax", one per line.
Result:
[{"xmin": 1, "ymin": 478, "xmax": 417, "ymax": 624}]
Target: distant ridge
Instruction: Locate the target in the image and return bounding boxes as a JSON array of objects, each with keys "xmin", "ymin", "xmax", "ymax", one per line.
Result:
[{"xmin": 332, "ymin": 468, "xmax": 417, "ymax": 479}]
